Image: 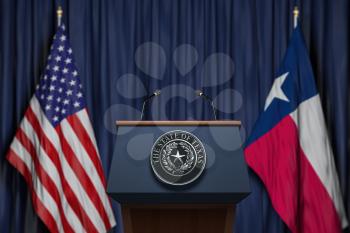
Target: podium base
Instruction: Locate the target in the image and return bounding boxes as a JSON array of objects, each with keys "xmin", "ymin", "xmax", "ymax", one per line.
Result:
[{"xmin": 121, "ymin": 204, "xmax": 235, "ymax": 233}]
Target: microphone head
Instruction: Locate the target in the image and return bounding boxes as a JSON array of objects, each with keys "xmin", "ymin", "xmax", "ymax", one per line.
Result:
[
  {"xmin": 154, "ymin": 89, "xmax": 161, "ymax": 96},
  {"xmin": 195, "ymin": 90, "xmax": 203, "ymax": 96}
]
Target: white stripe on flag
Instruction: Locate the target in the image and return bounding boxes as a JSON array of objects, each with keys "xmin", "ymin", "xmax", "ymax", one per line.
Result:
[
  {"xmin": 20, "ymin": 116, "xmax": 85, "ymax": 233},
  {"xmin": 10, "ymin": 139, "xmax": 64, "ymax": 233},
  {"xmin": 76, "ymin": 110, "xmax": 100, "ymax": 156},
  {"xmin": 57, "ymin": 144, "xmax": 107, "ymax": 232},
  {"xmin": 75, "ymin": 110, "xmax": 116, "ymax": 227},
  {"xmin": 30, "ymin": 97, "xmax": 107, "ymax": 232},
  {"xmin": 61, "ymin": 118, "xmax": 114, "ymax": 220},
  {"xmin": 290, "ymin": 95, "xmax": 348, "ymax": 228}
]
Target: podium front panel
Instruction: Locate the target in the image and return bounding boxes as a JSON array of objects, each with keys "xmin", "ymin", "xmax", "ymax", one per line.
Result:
[{"xmin": 107, "ymin": 122, "xmax": 250, "ymax": 204}]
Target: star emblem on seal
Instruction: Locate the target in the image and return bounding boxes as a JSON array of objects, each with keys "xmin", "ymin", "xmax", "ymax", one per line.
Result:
[{"xmin": 150, "ymin": 130, "xmax": 206, "ymax": 185}]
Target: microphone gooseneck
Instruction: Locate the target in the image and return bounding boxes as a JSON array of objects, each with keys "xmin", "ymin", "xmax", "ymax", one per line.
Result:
[
  {"xmin": 195, "ymin": 90, "xmax": 217, "ymax": 120},
  {"xmin": 140, "ymin": 90, "xmax": 161, "ymax": 120}
]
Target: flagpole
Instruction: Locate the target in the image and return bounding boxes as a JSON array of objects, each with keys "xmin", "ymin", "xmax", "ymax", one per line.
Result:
[
  {"xmin": 293, "ymin": 6, "xmax": 299, "ymax": 28},
  {"xmin": 57, "ymin": 6, "xmax": 63, "ymax": 27}
]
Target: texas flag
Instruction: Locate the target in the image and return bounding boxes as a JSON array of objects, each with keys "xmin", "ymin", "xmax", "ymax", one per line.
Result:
[{"xmin": 244, "ymin": 27, "xmax": 348, "ymax": 233}]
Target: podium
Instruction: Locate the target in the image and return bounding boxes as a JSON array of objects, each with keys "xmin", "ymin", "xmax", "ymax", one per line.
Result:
[{"xmin": 107, "ymin": 121, "xmax": 250, "ymax": 233}]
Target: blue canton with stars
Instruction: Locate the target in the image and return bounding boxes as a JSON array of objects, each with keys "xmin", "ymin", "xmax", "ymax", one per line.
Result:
[{"xmin": 35, "ymin": 24, "xmax": 85, "ymax": 127}]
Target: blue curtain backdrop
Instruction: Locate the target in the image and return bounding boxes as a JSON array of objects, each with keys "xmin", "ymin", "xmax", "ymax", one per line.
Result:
[{"xmin": 0, "ymin": 0, "xmax": 349, "ymax": 232}]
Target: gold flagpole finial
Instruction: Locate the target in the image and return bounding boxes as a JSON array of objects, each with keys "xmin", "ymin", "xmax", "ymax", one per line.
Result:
[
  {"xmin": 293, "ymin": 6, "xmax": 299, "ymax": 18},
  {"xmin": 57, "ymin": 6, "xmax": 63, "ymax": 26},
  {"xmin": 293, "ymin": 6, "xmax": 299, "ymax": 28}
]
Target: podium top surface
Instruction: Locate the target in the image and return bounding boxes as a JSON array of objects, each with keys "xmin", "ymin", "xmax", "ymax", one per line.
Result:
[{"xmin": 116, "ymin": 120, "xmax": 241, "ymax": 126}]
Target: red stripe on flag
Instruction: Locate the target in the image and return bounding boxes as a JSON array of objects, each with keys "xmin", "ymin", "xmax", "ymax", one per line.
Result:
[
  {"xmin": 244, "ymin": 116, "xmax": 342, "ymax": 233},
  {"xmin": 66, "ymin": 114, "xmax": 107, "ymax": 186},
  {"xmin": 56, "ymin": 125, "xmax": 112, "ymax": 230},
  {"xmin": 26, "ymin": 107, "xmax": 99, "ymax": 233},
  {"xmin": 15, "ymin": 128, "xmax": 74, "ymax": 233},
  {"xmin": 7, "ymin": 149, "xmax": 60, "ymax": 233},
  {"xmin": 67, "ymin": 112, "xmax": 115, "ymax": 225}
]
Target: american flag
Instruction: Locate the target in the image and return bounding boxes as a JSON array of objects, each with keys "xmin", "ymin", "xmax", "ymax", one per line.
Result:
[{"xmin": 6, "ymin": 24, "xmax": 116, "ymax": 233}]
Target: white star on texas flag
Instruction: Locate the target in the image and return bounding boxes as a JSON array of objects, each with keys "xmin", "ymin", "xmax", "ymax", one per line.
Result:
[{"xmin": 264, "ymin": 72, "xmax": 290, "ymax": 110}]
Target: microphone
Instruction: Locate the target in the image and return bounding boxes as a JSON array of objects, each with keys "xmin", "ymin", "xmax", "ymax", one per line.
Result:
[
  {"xmin": 140, "ymin": 90, "xmax": 161, "ymax": 120},
  {"xmin": 195, "ymin": 90, "xmax": 217, "ymax": 120}
]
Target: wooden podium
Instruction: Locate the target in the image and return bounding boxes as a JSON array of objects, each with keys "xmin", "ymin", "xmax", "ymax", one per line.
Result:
[
  {"xmin": 122, "ymin": 204, "xmax": 235, "ymax": 233},
  {"xmin": 107, "ymin": 121, "xmax": 250, "ymax": 233}
]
